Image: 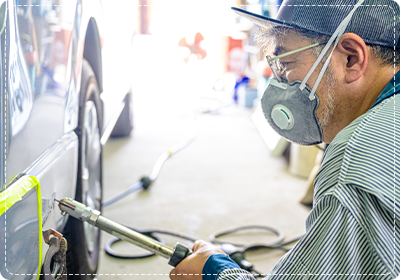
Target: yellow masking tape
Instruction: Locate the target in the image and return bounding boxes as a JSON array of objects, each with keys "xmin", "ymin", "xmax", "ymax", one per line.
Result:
[{"xmin": 0, "ymin": 175, "xmax": 42, "ymax": 280}]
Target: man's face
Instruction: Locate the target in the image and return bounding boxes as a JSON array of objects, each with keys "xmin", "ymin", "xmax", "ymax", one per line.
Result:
[{"xmin": 270, "ymin": 31, "xmax": 342, "ymax": 143}]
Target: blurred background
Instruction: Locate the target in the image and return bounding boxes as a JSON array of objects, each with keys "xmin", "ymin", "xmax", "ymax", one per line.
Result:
[{"xmin": 97, "ymin": 0, "xmax": 322, "ymax": 278}]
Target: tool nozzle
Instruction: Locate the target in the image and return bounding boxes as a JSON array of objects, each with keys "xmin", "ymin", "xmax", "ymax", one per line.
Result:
[{"xmin": 58, "ymin": 197, "xmax": 100, "ymax": 226}]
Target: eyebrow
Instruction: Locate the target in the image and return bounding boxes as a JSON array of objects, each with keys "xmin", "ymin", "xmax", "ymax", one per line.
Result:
[{"xmin": 273, "ymin": 46, "xmax": 288, "ymax": 56}]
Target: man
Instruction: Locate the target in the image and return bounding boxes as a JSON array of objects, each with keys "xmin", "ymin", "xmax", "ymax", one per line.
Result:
[{"xmin": 170, "ymin": 0, "xmax": 400, "ymax": 279}]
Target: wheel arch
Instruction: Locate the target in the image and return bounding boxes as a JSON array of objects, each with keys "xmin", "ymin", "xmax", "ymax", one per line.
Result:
[{"xmin": 83, "ymin": 18, "xmax": 103, "ymax": 94}]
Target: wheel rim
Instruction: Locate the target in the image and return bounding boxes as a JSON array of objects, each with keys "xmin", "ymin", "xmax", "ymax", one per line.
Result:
[{"xmin": 82, "ymin": 100, "xmax": 102, "ymax": 254}]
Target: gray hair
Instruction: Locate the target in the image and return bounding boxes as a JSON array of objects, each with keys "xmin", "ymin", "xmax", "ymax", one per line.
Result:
[
  {"xmin": 254, "ymin": 25, "xmax": 399, "ymax": 67},
  {"xmin": 254, "ymin": 25, "xmax": 330, "ymax": 57},
  {"xmin": 368, "ymin": 44, "xmax": 400, "ymax": 67}
]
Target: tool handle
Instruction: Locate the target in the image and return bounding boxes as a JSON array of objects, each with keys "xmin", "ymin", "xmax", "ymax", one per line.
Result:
[
  {"xmin": 58, "ymin": 198, "xmax": 193, "ymax": 266},
  {"xmin": 168, "ymin": 242, "xmax": 193, "ymax": 267}
]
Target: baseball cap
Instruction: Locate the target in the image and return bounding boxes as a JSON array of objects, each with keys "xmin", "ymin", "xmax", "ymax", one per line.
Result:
[{"xmin": 232, "ymin": 0, "xmax": 400, "ymax": 48}]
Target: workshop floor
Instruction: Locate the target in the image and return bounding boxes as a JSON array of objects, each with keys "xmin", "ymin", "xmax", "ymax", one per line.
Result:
[{"xmin": 96, "ymin": 35, "xmax": 311, "ymax": 279}]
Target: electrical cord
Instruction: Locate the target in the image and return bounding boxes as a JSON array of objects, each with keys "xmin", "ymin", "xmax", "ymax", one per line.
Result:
[
  {"xmin": 105, "ymin": 223, "xmax": 303, "ymax": 277},
  {"xmin": 105, "ymin": 227, "xmax": 165, "ymax": 259},
  {"xmin": 210, "ymin": 225, "xmax": 302, "ymax": 276},
  {"xmin": 314, "ymin": 145, "xmax": 325, "ymax": 151},
  {"xmin": 105, "ymin": 226, "xmax": 197, "ymax": 259},
  {"xmin": 209, "ymin": 225, "xmax": 285, "ymax": 248},
  {"xmin": 102, "ymin": 116, "xmax": 198, "ymax": 208},
  {"xmin": 102, "ymin": 104, "xmax": 304, "ymax": 274},
  {"xmin": 314, "ymin": 143, "xmax": 329, "ymax": 152},
  {"xmin": 102, "ymin": 181, "xmax": 144, "ymax": 208},
  {"xmin": 102, "ymin": 104, "xmax": 233, "ymax": 208}
]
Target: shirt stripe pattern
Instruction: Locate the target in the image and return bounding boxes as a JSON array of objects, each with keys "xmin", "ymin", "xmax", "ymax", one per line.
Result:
[{"xmin": 215, "ymin": 94, "xmax": 399, "ymax": 280}]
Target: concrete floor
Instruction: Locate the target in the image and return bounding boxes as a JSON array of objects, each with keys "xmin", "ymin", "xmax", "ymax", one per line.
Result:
[{"xmin": 96, "ymin": 35, "xmax": 311, "ymax": 279}]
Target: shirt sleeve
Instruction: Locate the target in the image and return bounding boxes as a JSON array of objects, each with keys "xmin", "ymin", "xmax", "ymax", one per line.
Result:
[
  {"xmin": 203, "ymin": 254, "xmax": 252, "ymax": 280},
  {"xmin": 216, "ymin": 194, "xmax": 390, "ymax": 280}
]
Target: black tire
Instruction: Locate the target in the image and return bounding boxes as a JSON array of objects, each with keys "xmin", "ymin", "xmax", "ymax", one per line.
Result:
[
  {"xmin": 64, "ymin": 59, "xmax": 103, "ymax": 280},
  {"xmin": 110, "ymin": 89, "xmax": 133, "ymax": 137}
]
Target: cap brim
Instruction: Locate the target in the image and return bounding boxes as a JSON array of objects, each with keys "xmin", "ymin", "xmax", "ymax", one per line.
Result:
[{"xmin": 231, "ymin": 7, "xmax": 297, "ymax": 29}]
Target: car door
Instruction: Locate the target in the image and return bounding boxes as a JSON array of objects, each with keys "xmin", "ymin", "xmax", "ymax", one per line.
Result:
[
  {"xmin": 6, "ymin": 0, "xmax": 79, "ymax": 184},
  {"xmin": 0, "ymin": 0, "xmax": 81, "ymax": 278}
]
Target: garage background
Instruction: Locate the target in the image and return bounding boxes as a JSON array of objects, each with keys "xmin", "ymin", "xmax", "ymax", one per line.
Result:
[{"xmin": 97, "ymin": 0, "xmax": 316, "ymax": 278}]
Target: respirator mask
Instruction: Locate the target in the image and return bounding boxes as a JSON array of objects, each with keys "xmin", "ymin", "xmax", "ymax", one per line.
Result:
[{"xmin": 261, "ymin": 0, "xmax": 365, "ymax": 146}]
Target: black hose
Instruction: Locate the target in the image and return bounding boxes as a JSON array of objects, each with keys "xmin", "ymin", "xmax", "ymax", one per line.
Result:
[
  {"xmin": 104, "ymin": 223, "xmax": 302, "ymax": 279},
  {"xmin": 209, "ymin": 225, "xmax": 285, "ymax": 248},
  {"xmin": 104, "ymin": 226, "xmax": 197, "ymax": 259},
  {"xmin": 105, "ymin": 227, "xmax": 164, "ymax": 259}
]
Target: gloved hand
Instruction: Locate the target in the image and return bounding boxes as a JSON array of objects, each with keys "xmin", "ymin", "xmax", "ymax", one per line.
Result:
[{"xmin": 169, "ymin": 240, "xmax": 226, "ymax": 280}]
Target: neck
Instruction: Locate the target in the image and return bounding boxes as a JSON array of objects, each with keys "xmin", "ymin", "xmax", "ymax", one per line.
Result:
[
  {"xmin": 323, "ymin": 65, "xmax": 398, "ymax": 144},
  {"xmin": 362, "ymin": 66, "xmax": 399, "ymax": 111},
  {"xmin": 351, "ymin": 64, "xmax": 398, "ymax": 121}
]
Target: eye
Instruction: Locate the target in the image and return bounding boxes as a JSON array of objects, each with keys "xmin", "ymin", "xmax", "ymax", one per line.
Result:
[
  {"xmin": 277, "ymin": 61, "xmax": 289, "ymax": 73},
  {"xmin": 279, "ymin": 62, "xmax": 289, "ymax": 69}
]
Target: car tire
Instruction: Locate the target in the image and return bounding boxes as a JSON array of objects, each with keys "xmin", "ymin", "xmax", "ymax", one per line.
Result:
[
  {"xmin": 110, "ymin": 89, "xmax": 133, "ymax": 137},
  {"xmin": 63, "ymin": 59, "xmax": 103, "ymax": 280}
]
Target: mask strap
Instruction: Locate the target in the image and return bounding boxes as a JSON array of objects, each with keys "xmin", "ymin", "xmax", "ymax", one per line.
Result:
[{"xmin": 299, "ymin": 0, "xmax": 366, "ymax": 100}]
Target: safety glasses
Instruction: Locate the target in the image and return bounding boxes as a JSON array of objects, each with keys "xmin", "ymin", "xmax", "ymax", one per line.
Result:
[{"xmin": 266, "ymin": 41, "xmax": 328, "ymax": 83}]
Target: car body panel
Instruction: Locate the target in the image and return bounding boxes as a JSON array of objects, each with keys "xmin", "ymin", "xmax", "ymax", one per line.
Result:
[
  {"xmin": 0, "ymin": 180, "xmax": 42, "ymax": 279},
  {"xmin": 0, "ymin": 0, "xmax": 135, "ymax": 276},
  {"xmin": 6, "ymin": 0, "xmax": 78, "ymax": 180}
]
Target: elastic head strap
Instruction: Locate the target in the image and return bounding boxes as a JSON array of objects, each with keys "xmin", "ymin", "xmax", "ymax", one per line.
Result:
[{"xmin": 299, "ymin": 0, "xmax": 366, "ymax": 100}]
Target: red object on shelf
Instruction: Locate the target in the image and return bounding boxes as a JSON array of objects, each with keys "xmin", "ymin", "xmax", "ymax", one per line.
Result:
[
  {"xmin": 263, "ymin": 64, "xmax": 272, "ymax": 78},
  {"xmin": 221, "ymin": 34, "xmax": 248, "ymax": 75}
]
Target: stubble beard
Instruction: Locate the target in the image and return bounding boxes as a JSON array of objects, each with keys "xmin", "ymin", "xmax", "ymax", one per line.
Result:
[{"xmin": 319, "ymin": 65, "xmax": 337, "ymax": 130}]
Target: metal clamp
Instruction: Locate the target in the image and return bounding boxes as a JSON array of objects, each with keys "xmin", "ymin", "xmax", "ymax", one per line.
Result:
[{"xmin": 42, "ymin": 229, "xmax": 68, "ymax": 280}]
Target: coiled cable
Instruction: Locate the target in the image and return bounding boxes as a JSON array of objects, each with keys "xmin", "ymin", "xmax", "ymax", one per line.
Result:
[
  {"xmin": 105, "ymin": 223, "xmax": 302, "ymax": 277},
  {"xmin": 102, "ymin": 106, "xmax": 303, "ymax": 274}
]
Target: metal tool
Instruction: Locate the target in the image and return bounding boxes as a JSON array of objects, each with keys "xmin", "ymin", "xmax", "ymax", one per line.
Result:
[
  {"xmin": 57, "ymin": 197, "xmax": 192, "ymax": 267},
  {"xmin": 42, "ymin": 229, "xmax": 68, "ymax": 280}
]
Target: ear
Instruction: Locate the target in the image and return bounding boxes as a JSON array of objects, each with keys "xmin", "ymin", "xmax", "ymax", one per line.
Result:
[{"xmin": 335, "ymin": 33, "xmax": 368, "ymax": 83}]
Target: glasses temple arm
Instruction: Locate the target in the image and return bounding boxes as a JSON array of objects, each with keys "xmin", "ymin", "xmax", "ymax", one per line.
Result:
[{"xmin": 268, "ymin": 41, "xmax": 329, "ymax": 62}]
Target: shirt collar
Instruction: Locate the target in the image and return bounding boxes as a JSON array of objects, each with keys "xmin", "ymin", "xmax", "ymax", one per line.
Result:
[{"xmin": 372, "ymin": 70, "xmax": 400, "ymax": 108}]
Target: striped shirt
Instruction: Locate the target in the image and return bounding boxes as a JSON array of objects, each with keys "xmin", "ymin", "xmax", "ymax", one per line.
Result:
[{"xmin": 205, "ymin": 75, "xmax": 400, "ymax": 280}]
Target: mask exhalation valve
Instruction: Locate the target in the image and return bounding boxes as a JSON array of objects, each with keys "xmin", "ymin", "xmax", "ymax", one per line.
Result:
[{"xmin": 271, "ymin": 105, "xmax": 294, "ymax": 130}]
